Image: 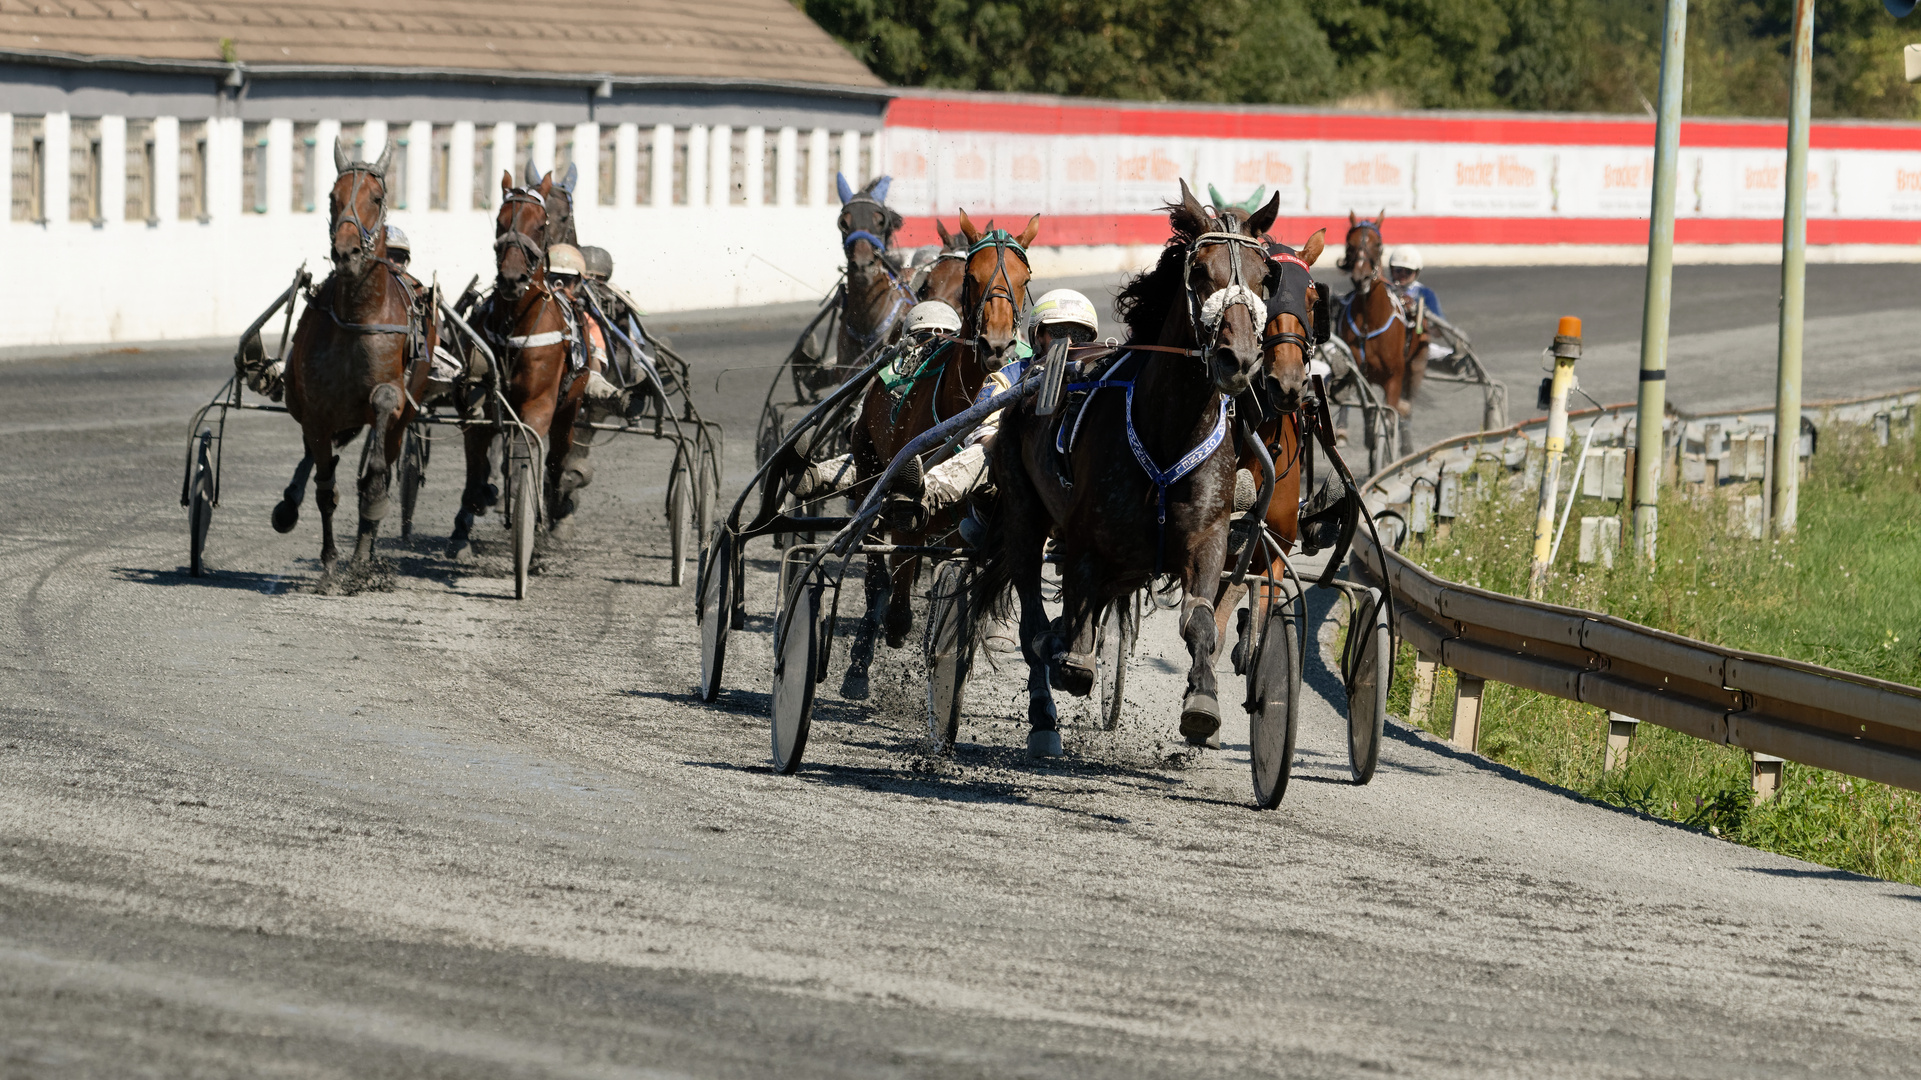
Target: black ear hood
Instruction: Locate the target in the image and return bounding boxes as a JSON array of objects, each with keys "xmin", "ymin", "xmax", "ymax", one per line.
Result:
[{"xmin": 1264, "ymin": 243, "xmax": 1317, "ymax": 335}]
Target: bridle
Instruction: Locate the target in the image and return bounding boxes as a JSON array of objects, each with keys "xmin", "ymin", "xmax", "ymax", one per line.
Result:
[
  {"xmin": 960, "ymin": 229, "xmax": 1031, "ymax": 359},
  {"xmin": 1181, "ymin": 230, "xmax": 1270, "ymax": 364},
  {"xmin": 1341, "ymin": 220, "xmax": 1383, "ymax": 280},
  {"xmin": 331, "ymin": 164, "xmax": 386, "ymax": 261}
]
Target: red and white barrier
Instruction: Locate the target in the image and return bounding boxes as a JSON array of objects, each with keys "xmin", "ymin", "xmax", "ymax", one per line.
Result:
[{"xmin": 883, "ymin": 93, "xmax": 1921, "ymax": 266}]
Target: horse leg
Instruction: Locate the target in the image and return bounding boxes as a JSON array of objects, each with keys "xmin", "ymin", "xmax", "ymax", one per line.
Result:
[
  {"xmin": 837, "ymin": 556, "xmax": 887, "ymax": 700},
  {"xmin": 1013, "ymin": 543, "xmax": 1062, "ymax": 757},
  {"xmin": 883, "ymin": 551, "xmax": 917, "ymax": 649},
  {"xmin": 353, "ymin": 384, "xmax": 402, "ymax": 563},
  {"xmin": 311, "ymin": 437, "xmax": 341, "ymax": 572},
  {"xmin": 1176, "ymin": 526, "xmax": 1230, "ymax": 748},
  {"xmin": 1049, "ymin": 551, "xmax": 1098, "ymax": 699},
  {"xmin": 548, "ymin": 404, "xmax": 587, "ymax": 542},
  {"xmin": 447, "ymin": 425, "xmax": 494, "ymax": 561},
  {"xmin": 272, "ymin": 453, "xmax": 314, "ymax": 534}
]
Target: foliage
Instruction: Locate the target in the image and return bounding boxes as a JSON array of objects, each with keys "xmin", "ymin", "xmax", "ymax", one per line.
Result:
[
  {"xmin": 800, "ymin": 0, "xmax": 1921, "ymax": 118},
  {"xmin": 1390, "ymin": 422, "xmax": 1921, "ymax": 884}
]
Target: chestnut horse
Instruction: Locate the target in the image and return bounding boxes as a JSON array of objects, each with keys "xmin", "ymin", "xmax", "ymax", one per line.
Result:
[
  {"xmin": 277, "ymin": 139, "xmax": 419, "ymax": 570},
  {"xmin": 1337, "ymin": 212, "xmax": 1424, "ymax": 435},
  {"xmin": 838, "ymin": 211, "xmax": 1038, "ymax": 695},
  {"xmin": 980, "ymin": 182, "xmax": 1280, "ymax": 753},
  {"xmin": 446, "ymin": 172, "xmax": 588, "ymax": 559}
]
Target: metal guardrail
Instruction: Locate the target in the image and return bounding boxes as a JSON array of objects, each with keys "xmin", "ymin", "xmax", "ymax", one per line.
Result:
[{"xmin": 1349, "ymin": 386, "xmax": 1921, "ymax": 793}]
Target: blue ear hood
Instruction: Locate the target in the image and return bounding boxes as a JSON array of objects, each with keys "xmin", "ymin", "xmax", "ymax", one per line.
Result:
[
  {"xmin": 871, "ymin": 175, "xmax": 891, "ymax": 203},
  {"xmin": 561, "ymin": 161, "xmax": 578, "ymax": 195},
  {"xmin": 836, "ymin": 172, "xmax": 855, "ymax": 205}
]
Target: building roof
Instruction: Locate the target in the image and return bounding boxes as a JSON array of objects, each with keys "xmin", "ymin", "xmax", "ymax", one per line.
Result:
[{"xmin": 0, "ymin": 0, "xmax": 883, "ymax": 89}]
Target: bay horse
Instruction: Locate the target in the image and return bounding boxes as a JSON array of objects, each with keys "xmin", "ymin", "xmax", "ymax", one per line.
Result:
[
  {"xmin": 1337, "ymin": 211, "xmax": 1424, "ymax": 437},
  {"xmin": 831, "ymin": 175, "xmax": 916, "ymax": 381},
  {"xmin": 979, "ymin": 182, "xmax": 1280, "ymax": 754},
  {"xmin": 838, "ymin": 211, "xmax": 1038, "ymax": 696},
  {"xmin": 525, "ymin": 160, "xmax": 579, "ymax": 247},
  {"xmin": 446, "ymin": 172, "xmax": 588, "ymax": 559},
  {"xmin": 914, "ymin": 219, "xmax": 968, "ymax": 310},
  {"xmin": 276, "ymin": 138, "xmax": 420, "ymax": 571}
]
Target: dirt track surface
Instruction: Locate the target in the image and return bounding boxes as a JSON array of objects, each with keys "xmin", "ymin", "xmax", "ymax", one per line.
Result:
[{"xmin": 4, "ymin": 266, "xmax": 1921, "ymax": 1077}]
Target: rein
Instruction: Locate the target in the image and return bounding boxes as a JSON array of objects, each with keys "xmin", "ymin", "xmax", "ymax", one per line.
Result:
[{"xmin": 330, "ymin": 163, "xmax": 386, "ymax": 258}]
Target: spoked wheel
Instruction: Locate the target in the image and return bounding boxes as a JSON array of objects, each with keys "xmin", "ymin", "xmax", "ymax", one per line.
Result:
[
  {"xmin": 770, "ymin": 572, "xmax": 821, "ymax": 774},
  {"xmin": 1247, "ymin": 597, "xmax": 1302, "ymax": 809},
  {"xmin": 505, "ymin": 436, "xmax": 538, "ymax": 600},
  {"xmin": 398, "ymin": 422, "xmax": 428, "ymax": 540},
  {"xmin": 666, "ymin": 445, "xmax": 693, "ymax": 587},
  {"xmin": 187, "ymin": 429, "xmax": 215, "ymax": 577},
  {"xmin": 1345, "ymin": 587, "xmax": 1392, "ymax": 785},
  {"xmin": 697, "ymin": 526, "xmax": 733, "ymax": 702},
  {"xmin": 1094, "ymin": 596, "xmax": 1136, "ymax": 731},
  {"xmin": 923, "ymin": 560, "xmax": 975, "ymax": 751}
]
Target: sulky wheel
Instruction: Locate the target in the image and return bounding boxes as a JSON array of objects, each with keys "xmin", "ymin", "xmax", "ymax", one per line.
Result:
[
  {"xmin": 1346, "ymin": 587, "xmax": 1392, "ymax": 785},
  {"xmin": 697, "ymin": 527, "xmax": 733, "ymax": 702},
  {"xmin": 666, "ymin": 445, "xmax": 693, "ymax": 587},
  {"xmin": 770, "ymin": 572, "xmax": 821, "ymax": 774},
  {"xmin": 923, "ymin": 560, "xmax": 975, "ymax": 751},
  {"xmin": 1094, "ymin": 596, "xmax": 1136, "ymax": 731},
  {"xmin": 1247, "ymin": 599, "xmax": 1302, "ymax": 809},
  {"xmin": 508, "ymin": 440, "xmax": 537, "ymax": 600},
  {"xmin": 398, "ymin": 422, "xmax": 427, "ymax": 540},
  {"xmin": 188, "ymin": 429, "xmax": 215, "ymax": 577}
]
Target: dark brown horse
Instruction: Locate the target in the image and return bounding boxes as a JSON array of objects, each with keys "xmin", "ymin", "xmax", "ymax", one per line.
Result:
[
  {"xmin": 446, "ymin": 172, "xmax": 588, "ymax": 559},
  {"xmin": 526, "ymin": 160, "xmax": 579, "ymax": 247},
  {"xmin": 980, "ymin": 182, "xmax": 1280, "ymax": 754},
  {"xmin": 832, "ymin": 175, "xmax": 915, "ymax": 380},
  {"xmin": 277, "ymin": 139, "xmax": 419, "ymax": 571},
  {"xmin": 1337, "ymin": 211, "xmax": 1425, "ymax": 429},
  {"xmin": 838, "ymin": 211, "xmax": 1038, "ymax": 694}
]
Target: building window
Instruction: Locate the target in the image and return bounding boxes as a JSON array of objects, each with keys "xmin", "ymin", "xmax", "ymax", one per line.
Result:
[
  {"xmin": 554, "ymin": 127, "xmax": 574, "ymax": 188},
  {"xmin": 598, "ymin": 126, "xmax": 617, "ymax": 207},
  {"xmin": 125, "ymin": 118, "xmax": 155, "ymax": 223},
  {"xmin": 430, "ymin": 124, "xmax": 451, "ymax": 210},
  {"xmin": 472, "ymin": 125, "xmax": 495, "ymax": 209},
  {"xmin": 795, "ymin": 132, "xmax": 812, "ymax": 206},
  {"xmin": 515, "ymin": 125, "xmax": 535, "ymax": 185},
  {"xmin": 12, "ymin": 116, "xmax": 44, "ymax": 222},
  {"xmin": 762, "ymin": 130, "xmax": 778, "ymax": 206},
  {"xmin": 386, "ymin": 124, "xmax": 409, "ymax": 209},
  {"xmin": 242, "ymin": 121, "xmax": 268, "ymax": 214},
  {"xmin": 861, "ymin": 132, "xmax": 878, "ymax": 186},
  {"xmin": 729, "ymin": 128, "xmax": 747, "ymax": 206},
  {"xmin": 340, "ymin": 122, "xmax": 365, "ymax": 162},
  {"xmin": 69, "ymin": 117, "xmax": 103, "ymax": 223},
  {"xmin": 179, "ymin": 123, "xmax": 208, "ymax": 222},
  {"xmin": 636, "ymin": 131, "xmax": 654, "ymax": 206},
  {"xmin": 828, "ymin": 133, "xmax": 849, "ymax": 187},
  {"xmin": 672, "ymin": 128, "xmax": 689, "ymax": 206},
  {"xmin": 292, "ymin": 122, "xmax": 316, "ymax": 212}
]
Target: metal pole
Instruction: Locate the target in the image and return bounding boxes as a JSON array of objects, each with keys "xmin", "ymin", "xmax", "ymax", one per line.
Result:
[
  {"xmin": 1632, "ymin": 0, "xmax": 1689, "ymax": 564},
  {"xmin": 1773, "ymin": 0, "xmax": 1814, "ymax": 537},
  {"xmin": 1530, "ymin": 318, "xmax": 1582, "ymax": 599}
]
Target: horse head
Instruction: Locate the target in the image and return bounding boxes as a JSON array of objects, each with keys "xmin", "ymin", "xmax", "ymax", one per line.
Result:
[
  {"xmin": 494, "ymin": 170, "xmax": 553, "ymax": 293},
  {"xmin": 1172, "ymin": 179, "xmax": 1277, "ymax": 397},
  {"xmin": 956, "ymin": 209, "xmax": 1040, "ymax": 369},
  {"xmin": 916, "ymin": 218, "xmax": 969, "ymax": 310},
  {"xmin": 327, "ymin": 137, "xmax": 393, "ymax": 266},
  {"xmin": 1259, "ymin": 228, "xmax": 1327, "ymax": 413},
  {"xmin": 837, "ymin": 173, "xmax": 902, "ymax": 273},
  {"xmin": 1339, "ymin": 210, "xmax": 1386, "ymax": 286},
  {"xmin": 532, "ymin": 161, "xmax": 579, "ymax": 247}
]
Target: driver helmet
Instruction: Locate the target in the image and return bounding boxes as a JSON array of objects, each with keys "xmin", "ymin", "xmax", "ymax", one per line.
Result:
[
  {"xmin": 385, "ymin": 224, "xmax": 411, "ymax": 259},
  {"xmin": 1027, "ymin": 289, "xmax": 1099, "ymax": 335},
  {"xmin": 1388, "ymin": 245, "xmax": 1424, "ymax": 273},
  {"xmin": 547, "ymin": 243, "xmax": 586, "ymax": 279},
  {"xmin": 905, "ymin": 300, "xmax": 962, "ymax": 335},
  {"xmin": 581, "ymin": 245, "xmax": 613, "ymax": 282}
]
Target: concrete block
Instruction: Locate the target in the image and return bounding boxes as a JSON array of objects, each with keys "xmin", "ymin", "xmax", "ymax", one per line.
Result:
[
  {"xmin": 1582, "ymin": 449, "xmax": 1605, "ymax": 497},
  {"xmin": 1605, "ymin": 713, "xmax": 1640, "ymax": 772},
  {"xmin": 1578, "ymin": 516, "xmax": 1601, "ymax": 564},
  {"xmin": 1743, "ymin": 493, "xmax": 1764, "ymax": 539},
  {"xmin": 1437, "ymin": 471, "xmax": 1460, "ymax": 519},
  {"xmin": 1598, "ymin": 516, "xmax": 1619, "ymax": 567},
  {"xmin": 1601, "ymin": 448, "xmax": 1627, "ymax": 500},
  {"xmin": 1683, "ymin": 454, "xmax": 1706, "ymax": 485}
]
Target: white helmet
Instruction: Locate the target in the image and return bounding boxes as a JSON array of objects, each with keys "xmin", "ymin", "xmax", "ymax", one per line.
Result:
[
  {"xmin": 905, "ymin": 300, "xmax": 962, "ymax": 334},
  {"xmin": 546, "ymin": 243, "xmax": 586, "ymax": 278},
  {"xmin": 1388, "ymin": 245, "xmax": 1423, "ymax": 272},
  {"xmin": 384, "ymin": 224, "xmax": 410, "ymax": 256},
  {"xmin": 1028, "ymin": 289, "xmax": 1099, "ymax": 334}
]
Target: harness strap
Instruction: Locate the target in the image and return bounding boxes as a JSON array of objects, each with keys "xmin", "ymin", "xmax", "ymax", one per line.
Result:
[{"xmin": 507, "ymin": 330, "xmax": 566, "ymax": 348}]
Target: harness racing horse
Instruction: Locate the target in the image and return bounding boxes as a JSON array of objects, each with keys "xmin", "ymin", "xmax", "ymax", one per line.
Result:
[
  {"xmin": 446, "ymin": 172, "xmax": 589, "ymax": 562},
  {"xmin": 276, "ymin": 138, "xmax": 423, "ymax": 572},
  {"xmin": 1337, "ymin": 211, "xmax": 1424, "ymax": 443},
  {"xmin": 525, "ymin": 160, "xmax": 579, "ymax": 248},
  {"xmin": 914, "ymin": 219, "xmax": 969, "ymax": 311},
  {"xmin": 830, "ymin": 175, "xmax": 916, "ymax": 381},
  {"xmin": 980, "ymin": 181, "xmax": 1282, "ymax": 753},
  {"xmin": 837, "ymin": 211, "xmax": 1039, "ymax": 697}
]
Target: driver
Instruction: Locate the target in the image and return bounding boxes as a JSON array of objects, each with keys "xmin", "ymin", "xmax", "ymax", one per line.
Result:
[
  {"xmin": 544, "ymin": 242, "xmax": 627, "ymax": 412},
  {"xmin": 1387, "ymin": 245, "xmax": 1453, "ymax": 364}
]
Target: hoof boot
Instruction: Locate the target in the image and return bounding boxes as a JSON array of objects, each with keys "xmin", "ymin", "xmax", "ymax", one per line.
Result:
[{"xmin": 1027, "ymin": 728, "xmax": 1064, "ymax": 760}]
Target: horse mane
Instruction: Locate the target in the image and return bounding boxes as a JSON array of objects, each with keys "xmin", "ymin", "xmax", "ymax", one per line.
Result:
[{"xmin": 1114, "ymin": 199, "xmax": 1211, "ymax": 342}]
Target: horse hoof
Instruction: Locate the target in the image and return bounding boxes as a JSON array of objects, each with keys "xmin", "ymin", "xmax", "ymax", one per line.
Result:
[
  {"xmin": 1180, "ymin": 693, "xmax": 1222, "ymax": 748},
  {"xmin": 839, "ymin": 666, "xmax": 870, "ymax": 701},
  {"xmin": 1049, "ymin": 652, "xmax": 1096, "ymax": 698},
  {"xmin": 271, "ymin": 501, "xmax": 300, "ymax": 534},
  {"xmin": 549, "ymin": 517, "xmax": 577, "ymax": 543},
  {"xmin": 1026, "ymin": 728, "xmax": 1064, "ymax": 760},
  {"xmin": 446, "ymin": 537, "xmax": 474, "ymax": 562}
]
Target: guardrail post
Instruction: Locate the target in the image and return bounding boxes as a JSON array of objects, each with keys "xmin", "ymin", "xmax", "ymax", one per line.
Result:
[
  {"xmin": 1410, "ymin": 651, "xmax": 1440, "ymax": 727},
  {"xmin": 1751, "ymin": 752, "xmax": 1785, "ymax": 803},
  {"xmin": 1449, "ymin": 674, "xmax": 1486, "ymax": 752},
  {"xmin": 1604, "ymin": 712, "xmax": 1640, "ymax": 772},
  {"xmin": 1529, "ymin": 317, "xmax": 1582, "ymax": 598}
]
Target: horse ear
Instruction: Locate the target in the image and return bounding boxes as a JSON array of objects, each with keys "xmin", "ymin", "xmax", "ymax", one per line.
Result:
[
  {"xmin": 562, "ymin": 162, "xmax": 578, "ymax": 195},
  {"xmin": 1246, "ymin": 192, "xmax": 1281, "ymax": 237},
  {"xmin": 1016, "ymin": 213, "xmax": 1040, "ymax": 249},
  {"xmin": 333, "ymin": 137, "xmax": 350, "ymax": 173},
  {"xmin": 372, "ymin": 140, "xmax": 393, "ymax": 179},
  {"xmin": 500, "ymin": 170, "xmax": 513, "ymax": 194},
  {"xmin": 1300, "ymin": 228, "xmax": 1327, "ymax": 266},
  {"xmin": 537, "ymin": 173, "xmax": 554, "ymax": 197},
  {"xmin": 957, "ymin": 209, "xmax": 981, "ymax": 245},
  {"xmin": 1207, "ymin": 183, "xmax": 1226, "ymax": 211},
  {"xmin": 836, "ymin": 172, "xmax": 854, "ymax": 205},
  {"xmin": 1377, "ymin": 209, "xmax": 1388, "ymax": 228},
  {"xmin": 1348, "ymin": 210, "xmax": 1358, "ymax": 227},
  {"xmin": 934, "ymin": 218, "xmax": 952, "ymax": 246},
  {"xmin": 1170, "ymin": 179, "xmax": 1209, "ymax": 236},
  {"xmin": 870, "ymin": 175, "xmax": 891, "ymax": 203},
  {"xmin": 524, "ymin": 160, "xmax": 541, "ymax": 188}
]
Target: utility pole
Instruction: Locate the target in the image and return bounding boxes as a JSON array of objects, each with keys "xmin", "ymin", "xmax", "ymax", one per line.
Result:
[
  {"xmin": 1773, "ymin": 0, "xmax": 1814, "ymax": 537},
  {"xmin": 1632, "ymin": 0, "xmax": 1689, "ymax": 564}
]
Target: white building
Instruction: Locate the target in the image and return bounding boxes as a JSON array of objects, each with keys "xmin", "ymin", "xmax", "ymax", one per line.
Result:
[{"xmin": 0, "ymin": 0, "xmax": 892, "ymax": 349}]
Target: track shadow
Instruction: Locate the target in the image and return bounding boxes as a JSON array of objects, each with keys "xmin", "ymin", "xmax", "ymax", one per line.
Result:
[
  {"xmin": 682, "ymin": 758, "xmax": 1213, "ymax": 821},
  {"xmin": 1739, "ymin": 866, "xmax": 1882, "ymax": 883},
  {"xmin": 114, "ymin": 566, "xmax": 295, "ymax": 593}
]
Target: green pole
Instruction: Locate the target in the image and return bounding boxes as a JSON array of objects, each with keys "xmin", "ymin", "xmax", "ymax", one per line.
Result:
[
  {"xmin": 1633, "ymin": 0, "xmax": 1689, "ymax": 564},
  {"xmin": 1773, "ymin": 0, "xmax": 1814, "ymax": 536}
]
